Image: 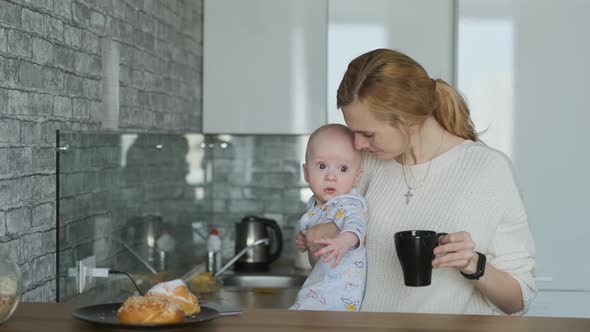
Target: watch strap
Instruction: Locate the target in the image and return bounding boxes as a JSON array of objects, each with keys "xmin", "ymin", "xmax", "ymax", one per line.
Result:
[{"xmin": 460, "ymin": 252, "xmax": 486, "ymax": 280}]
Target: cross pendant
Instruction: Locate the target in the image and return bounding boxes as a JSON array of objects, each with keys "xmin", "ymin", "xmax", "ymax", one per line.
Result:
[{"xmin": 404, "ymin": 188, "xmax": 413, "ymax": 205}]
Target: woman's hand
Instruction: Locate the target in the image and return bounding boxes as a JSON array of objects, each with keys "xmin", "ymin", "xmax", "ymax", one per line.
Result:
[
  {"xmin": 314, "ymin": 232, "xmax": 359, "ymax": 268},
  {"xmin": 305, "ymin": 222, "xmax": 340, "ymax": 252},
  {"xmin": 295, "ymin": 223, "xmax": 341, "ymax": 253},
  {"xmin": 432, "ymin": 231, "xmax": 478, "ymax": 274},
  {"xmin": 295, "ymin": 231, "xmax": 308, "ymax": 253},
  {"xmin": 295, "ymin": 223, "xmax": 341, "ymax": 267},
  {"xmin": 433, "ymin": 231, "xmax": 527, "ymax": 314}
]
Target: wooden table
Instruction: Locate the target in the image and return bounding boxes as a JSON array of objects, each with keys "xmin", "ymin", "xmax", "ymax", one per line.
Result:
[{"xmin": 1, "ymin": 302, "xmax": 590, "ymax": 332}]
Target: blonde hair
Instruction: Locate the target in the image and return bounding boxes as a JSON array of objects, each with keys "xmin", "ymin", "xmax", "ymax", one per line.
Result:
[{"xmin": 337, "ymin": 48, "xmax": 477, "ymax": 141}]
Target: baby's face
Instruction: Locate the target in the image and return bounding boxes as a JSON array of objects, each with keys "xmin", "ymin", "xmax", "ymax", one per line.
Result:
[{"xmin": 304, "ymin": 139, "xmax": 361, "ymax": 205}]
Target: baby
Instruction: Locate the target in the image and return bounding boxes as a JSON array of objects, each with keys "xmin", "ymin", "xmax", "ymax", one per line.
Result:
[{"xmin": 290, "ymin": 124, "xmax": 367, "ymax": 312}]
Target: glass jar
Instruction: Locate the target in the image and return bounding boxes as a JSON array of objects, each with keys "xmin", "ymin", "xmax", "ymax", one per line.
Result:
[{"xmin": 0, "ymin": 250, "xmax": 20, "ymax": 324}]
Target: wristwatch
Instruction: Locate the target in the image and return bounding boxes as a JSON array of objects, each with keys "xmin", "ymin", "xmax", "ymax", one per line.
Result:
[{"xmin": 460, "ymin": 252, "xmax": 486, "ymax": 280}]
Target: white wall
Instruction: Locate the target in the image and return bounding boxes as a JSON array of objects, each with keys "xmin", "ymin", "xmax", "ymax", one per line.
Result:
[{"xmin": 457, "ymin": 0, "xmax": 590, "ymax": 318}]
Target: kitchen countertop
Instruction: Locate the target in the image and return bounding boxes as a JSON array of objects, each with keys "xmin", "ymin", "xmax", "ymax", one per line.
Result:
[{"xmin": 3, "ymin": 302, "xmax": 590, "ymax": 332}]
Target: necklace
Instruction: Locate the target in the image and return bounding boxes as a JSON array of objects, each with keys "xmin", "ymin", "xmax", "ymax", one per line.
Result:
[{"xmin": 402, "ymin": 130, "xmax": 445, "ymax": 205}]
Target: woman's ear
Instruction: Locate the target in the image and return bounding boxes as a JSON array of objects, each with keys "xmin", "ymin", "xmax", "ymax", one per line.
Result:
[{"xmin": 302, "ymin": 163, "xmax": 309, "ymax": 184}]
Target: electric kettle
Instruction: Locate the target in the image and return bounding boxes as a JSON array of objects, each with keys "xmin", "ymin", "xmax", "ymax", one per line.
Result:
[{"xmin": 234, "ymin": 216, "xmax": 283, "ymax": 272}]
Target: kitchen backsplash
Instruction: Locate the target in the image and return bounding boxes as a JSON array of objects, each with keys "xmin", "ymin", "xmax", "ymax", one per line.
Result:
[{"xmin": 57, "ymin": 130, "xmax": 311, "ymax": 302}]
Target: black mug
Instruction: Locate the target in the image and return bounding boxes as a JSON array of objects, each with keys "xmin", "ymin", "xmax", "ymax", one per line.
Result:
[{"xmin": 394, "ymin": 230, "xmax": 447, "ymax": 287}]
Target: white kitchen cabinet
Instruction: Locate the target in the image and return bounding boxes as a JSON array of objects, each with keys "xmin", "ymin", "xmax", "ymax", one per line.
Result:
[
  {"xmin": 203, "ymin": 0, "xmax": 328, "ymax": 134},
  {"xmin": 327, "ymin": 0, "xmax": 455, "ymax": 124},
  {"xmin": 203, "ymin": 0, "xmax": 455, "ymax": 134}
]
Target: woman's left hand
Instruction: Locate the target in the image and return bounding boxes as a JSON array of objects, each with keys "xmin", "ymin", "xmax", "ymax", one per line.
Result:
[{"xmin": 432, "ymin": 231, "xmax": 478, "ymax": 275}]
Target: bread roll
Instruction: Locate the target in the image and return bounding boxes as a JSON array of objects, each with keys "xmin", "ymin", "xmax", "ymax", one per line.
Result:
[
  {"xmin": 191, "ymin": 271, "xmax": 217, "ymax": 293},
  {"xmin": 147, "ymin": 279, "xmax": 201, "ymax": 315},
  {"xmin": 116, "ymin": 296, "xmax": 184, "ymax": 324}
]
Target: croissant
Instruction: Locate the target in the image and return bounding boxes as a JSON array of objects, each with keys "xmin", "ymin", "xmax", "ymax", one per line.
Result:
[
  {"xmin": 116, "ymin": 296, "xmax": 184, "ymax": 324},
  {"xmin": 147, "ymin": 279, "xmax": 201, "ymax": 316}
]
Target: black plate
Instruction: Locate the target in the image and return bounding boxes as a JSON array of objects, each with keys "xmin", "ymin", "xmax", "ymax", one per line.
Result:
[{"xmin": 72, "ymin": 303, "xmax": 226, "ymax": 330}]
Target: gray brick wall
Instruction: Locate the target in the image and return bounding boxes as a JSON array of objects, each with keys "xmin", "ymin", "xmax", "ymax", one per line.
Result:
[{"xmin": 0, "ymin": 0, "xmax": 203, "ymax": 302}]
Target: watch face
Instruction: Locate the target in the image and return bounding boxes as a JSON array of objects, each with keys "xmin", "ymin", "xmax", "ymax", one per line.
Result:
[{"xmin": 477, "ymin": 252, "xmax": 486, "ymax": 274}]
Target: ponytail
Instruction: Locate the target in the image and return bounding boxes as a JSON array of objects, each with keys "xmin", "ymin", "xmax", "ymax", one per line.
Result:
[
  {"xmin": 337, "ymin": 49, "xmax": 478, "ymax": 142},
  {"xmin": 432, "ymin": 79, "xmax": 478, "ymax": 141}
]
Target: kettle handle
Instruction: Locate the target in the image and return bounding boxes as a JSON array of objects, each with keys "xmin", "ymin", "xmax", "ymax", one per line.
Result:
[{"xmin": 259, "ymin": 218, "xmax": 283, "ymax": 263}]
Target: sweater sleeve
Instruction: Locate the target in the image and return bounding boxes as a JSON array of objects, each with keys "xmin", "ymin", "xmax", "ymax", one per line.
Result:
[{"xmin": 485, "ymin": 155, "xmax": 538, "ymax": 315}]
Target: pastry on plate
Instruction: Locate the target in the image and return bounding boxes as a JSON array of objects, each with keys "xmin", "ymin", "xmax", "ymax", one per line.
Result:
[
  {"xmin": 147, "ymin": 279, "xmax": 200, "ymax": 315},
  {"xmin": 116, "ymin": 296, "xmax": 184, "ymax": 324},
  {"xmin": 191, "ymin": 271, "xmax": 218, "ymax": 294}
]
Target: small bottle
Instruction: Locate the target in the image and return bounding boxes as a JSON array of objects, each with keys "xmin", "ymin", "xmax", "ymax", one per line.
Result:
[
  {"xmin": 206, "ymin": 228, "xmax": 222, "ymax": 274},
  {"xmin": 157, "ymin": 229, "xmax": 176, "ymax": 252},
  {"xmin": 157, "ymin": 229, "xmax": 175, "ymax": 271}
]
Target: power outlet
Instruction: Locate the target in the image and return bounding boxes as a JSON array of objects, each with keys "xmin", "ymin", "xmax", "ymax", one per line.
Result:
[{"xmin": 78, "ymin": 256, "xmax": 97, "ymax": 293}]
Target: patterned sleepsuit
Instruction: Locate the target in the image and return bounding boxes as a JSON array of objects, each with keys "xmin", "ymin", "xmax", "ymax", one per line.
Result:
[{"xmin": 290, "ymin": 188, "xmax": 367, "ymax": 311}]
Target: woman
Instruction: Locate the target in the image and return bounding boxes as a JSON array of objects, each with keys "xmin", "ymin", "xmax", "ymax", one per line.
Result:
[{"xmin": 297, "ymin": 48, "xmax": 536, "ymax": 315}]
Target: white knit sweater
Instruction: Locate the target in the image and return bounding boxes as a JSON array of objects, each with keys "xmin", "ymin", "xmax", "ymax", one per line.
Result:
[{"xmin": 357, "ymin": 140, "xmax": 537, "ymax": 315}]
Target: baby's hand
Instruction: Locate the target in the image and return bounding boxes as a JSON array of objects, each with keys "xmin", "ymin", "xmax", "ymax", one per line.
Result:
[
  {"xmin": 313, "ymin": 232, "xmax": 359, "ymax": 268},
  {"xmin": 295, "ymin": 231, "xmax": 308, "ymax": 253}
]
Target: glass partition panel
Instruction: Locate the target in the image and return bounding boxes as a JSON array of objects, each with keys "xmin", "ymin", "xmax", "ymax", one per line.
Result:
[{"xmin": 56, "ymin": 131, "xmax": 309, "ymax": 304}]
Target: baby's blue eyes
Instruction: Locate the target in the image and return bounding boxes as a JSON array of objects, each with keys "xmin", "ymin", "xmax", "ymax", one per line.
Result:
[
  {"xmin": 339, "ymin": 166, "xmax": 348, "ymax": 172},
  {"xmin": 319, "ymin": 163, "xmax": 327, "ymax": 170}
]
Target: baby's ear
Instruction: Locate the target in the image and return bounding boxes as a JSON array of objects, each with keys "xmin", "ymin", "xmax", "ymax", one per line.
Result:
[
  {"xmin": 353, "ymin": 168, "xmax": 363, "ymax": 186},
  {"xmin": 302, "ymin": 163, "xmax": 309, "ymax": 184}
]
